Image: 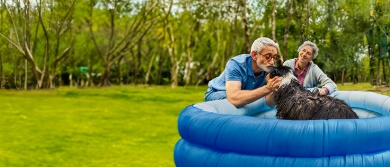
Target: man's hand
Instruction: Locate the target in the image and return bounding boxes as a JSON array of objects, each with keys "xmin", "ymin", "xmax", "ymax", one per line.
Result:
[{"xmin": 265, "ymin": 76, "xmax": 281, "ymax": 92}]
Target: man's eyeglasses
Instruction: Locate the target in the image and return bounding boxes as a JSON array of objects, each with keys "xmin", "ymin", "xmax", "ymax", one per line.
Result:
[{"xmin": 260, "ymin": 53, "xmax": 280, "ymax": 61}]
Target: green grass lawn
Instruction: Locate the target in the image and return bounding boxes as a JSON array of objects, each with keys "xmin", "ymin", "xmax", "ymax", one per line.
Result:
[
  {"xmin": 0, "ymin": 86, "xmax": 205, "ymax": 167},
  {"xmin": 337, "ymin": 82, "xmax": 390, "ymax": 96},
  {"xmin": 0, "ymin": 83, "xmax": 389, "ymax": 166}
]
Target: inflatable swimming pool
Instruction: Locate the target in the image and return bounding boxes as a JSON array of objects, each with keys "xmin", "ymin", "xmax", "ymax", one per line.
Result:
[{"xmin": 174, "ymin": 91, "xmax": 390, "ymax": 167}]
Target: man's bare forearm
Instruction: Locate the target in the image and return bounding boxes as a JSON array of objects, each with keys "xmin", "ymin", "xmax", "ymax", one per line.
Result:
[{"xmin": 227, "ymin": 86, "xmax": 272, "ymax": 107}]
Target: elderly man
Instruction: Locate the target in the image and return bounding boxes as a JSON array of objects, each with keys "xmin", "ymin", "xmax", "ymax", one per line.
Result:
[{"xmin": 205, "ymin": 37, "xmax": 281, "ymax": 107}]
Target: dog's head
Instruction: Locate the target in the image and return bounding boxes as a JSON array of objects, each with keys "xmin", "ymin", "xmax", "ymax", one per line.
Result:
[
  {"xmin": 268, "ymin": 66, "xmax": 293, "ymax": 78},
  {"xmin": 266, "ymin": 66, "xmax": 297, "ymax": 87}
]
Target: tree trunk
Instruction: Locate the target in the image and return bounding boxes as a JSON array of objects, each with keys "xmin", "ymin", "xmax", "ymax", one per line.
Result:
[
  {"xmin": 49, "ymin": 42, "xmax": 72, "ymax": 89},
  {"xmin": 155, "ymin": 55, "xmax": 167, "ymax": 85},
  {"xmin": 69, "ymin": 74, "xmax": 73, "ymax": 88},
  {"xmin": 376, "ymin": 69, "xmax": 381, "ymax": 87},
  {"xmin": 125, "ymin": 57, "xmax": 131, "ymax": 84},
  {"xmin": 388, "ymin": 50, "xmax": 390, "ymax": 87},
  {"xmin": 382, "ymin": 58, "xmax": 387, "ymax": 83},
  {"xmin": 100, "ymin": 8, "xmax": 115, "ymax": 87},
  {"xmin": 207, "ymin": 26, "xmax": 221, "ymax": 81},
  {"xmin": 271, "ymin": 0, "xmax": 277, "ymax": 41},
  {"xmin": 134, "ymin": 42, "xmax": 143, "ymax": 85},
  {"xmin": 167, "ymin": 32, "xmax": 180, "ymax": 88},
  {"xmin": 388, "ymin": 62, "xmax": 390, "ymax": 87},
  {"xmin": 162, "ymin": 0, "xmax": 179, "ymax": 88},
  {"xmin": 145, "ymin": 53, "xmax": 156, "ymax": 85},
  {"xmin": 295, "ymin": 2, "xmax": 303, "ymax": 43},
  {"xmin": 170, "ymin": 61, "xmax": 178, "ymax": 88},
  {"xmin": 100, "ymin": 62, "xmax": 111, "ymax": 86},
  {"xmin": 49, "ymin": 74, "xmax": 54, "ymax": 89},
  {"xmin": 0, "ymin": 52, "xmax": 3, "ymax": 89},
  {"xmin": 341, "ymin": 69, "xmax": 345, "ymax": 85},
  {"xmin": 184, "ymin": 55, "xmax": 192, "ymax": 87},
  {"xmin": 130, "ymin": 50, "xmax": 138, "ymax": 85},
  {"xmin": 88, "ymin": 57, "xmax": 94, "ymax": 87},
  {"xmin": 37, "ymin": 0, "xmax": 50, "ymax": 89},
  {"xmin": 224, "ymin": 1, "xmax": 240, "ymax": 70},
  {"xmin": 169, "ymin": 47, "xmax": 179, "ymax": 88},
  {"xmin": 117, "ymin": 56, "xmax": 123, "ymax": 85},
  {"xmin": 283, "ymin": 0, "xmax": 293, "ymax": 61},
  {"xmin": 241, "ymin": 0, "xmax": 250, "ymax": 52},
  {"xmin": 0, "ymin": 0, "xmax": 3, "ymax": 89},
  {"xmin": 353, "ymin": 64, "xmax": 358, "ymax": 84},
  {"xmin": 24, "ymin": 59, "xmax": 27, "ymax": 89},
  {"xmin": 305, "ymin": 0, "xmax": 311, "ymax": 40},
  {"xmin": 184, "ymin": 22, "xmax": 196, "ymax": 87},
  {"xmin": 13, "ymin": 58, "xmax": 18, "ymax": 89},
  {"xmin": 367, "ymin": 41, "xmax": 375, "ymax": 80},
  {"xmin": 26, "ymin": 0, "xmax": 41, "ymax": 88}
]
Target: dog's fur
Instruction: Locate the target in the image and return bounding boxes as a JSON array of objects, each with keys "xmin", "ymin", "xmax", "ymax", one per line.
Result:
[{"xmin": 267, "ymin": 66, "xmax": 358, "ymax": 120}]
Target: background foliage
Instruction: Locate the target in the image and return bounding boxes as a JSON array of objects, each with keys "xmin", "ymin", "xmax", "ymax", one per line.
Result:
[{"xmin": 0, "ymin": 0, "xmax": 389, "ymax": 89}]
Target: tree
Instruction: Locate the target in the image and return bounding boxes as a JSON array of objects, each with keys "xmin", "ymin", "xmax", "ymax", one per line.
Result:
[
  {"xmin": 368, "ymin": 0, "xmax": 390, "ymax": 85},
  {"xmin": 0, "ymin": 0, "xmax": 387, "ymax": 88},
  {"xmin": 0, "ymin": 0, "xmax": 75, "ymax": 89},
  {"xmin": 86, "ymin": 0, "xmax": 157, "ymax": 86}
]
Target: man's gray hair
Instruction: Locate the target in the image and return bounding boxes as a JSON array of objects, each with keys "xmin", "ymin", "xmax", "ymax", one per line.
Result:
[
  {"xmin": 251, "ymin": 37, "xmax": 279, "ymax": 54},
  {"xmin": 297, "ymin": 41, "xmax": 319, "ymax": 59}
]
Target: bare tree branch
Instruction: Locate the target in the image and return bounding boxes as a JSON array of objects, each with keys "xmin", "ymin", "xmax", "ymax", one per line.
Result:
[
  {"xmin": 37, "ymin": 0, "xmax": 49, "ymax": 83},
  {"xmin": 54, "ymin": 37, "xmax": 74, "ymax": 64},
  {"xmin": 108, "ymin": 1, "xmax": 157, "ymax": 56},
  {"xmin": 0, "ymin": 32, "xmax": 25, "ymax": 54},
  {"xmin": 4, "ymin": 1, "xmax": 21, "ymax": 46}
]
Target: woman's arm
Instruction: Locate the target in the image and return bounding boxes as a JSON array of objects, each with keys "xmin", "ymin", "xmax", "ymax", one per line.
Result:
[{"xmin": 312, "ymin": 65, "xmax": 337, "ymax": 94}]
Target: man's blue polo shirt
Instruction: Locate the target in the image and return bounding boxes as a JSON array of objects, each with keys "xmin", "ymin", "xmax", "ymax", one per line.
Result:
[{"xmin": 206, "ymin": 54, "xmax": 267, "ymax": 99}]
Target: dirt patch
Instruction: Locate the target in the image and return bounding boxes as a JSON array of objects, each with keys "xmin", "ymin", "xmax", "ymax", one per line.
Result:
[{"xmin": 377, "ymin": 87, "xmax": 390, "ymax": 92}]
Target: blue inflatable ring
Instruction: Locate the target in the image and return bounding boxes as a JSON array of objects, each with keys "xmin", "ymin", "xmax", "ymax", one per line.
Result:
[{"xmin": 174, "ymin": 91, "xmax": 390, "ymax": 167}]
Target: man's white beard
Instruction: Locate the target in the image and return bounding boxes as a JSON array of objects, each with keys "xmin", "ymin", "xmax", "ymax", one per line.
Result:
[{"xmin": 258, "ymin": 64, "xmax": 273, "ymax": 72}]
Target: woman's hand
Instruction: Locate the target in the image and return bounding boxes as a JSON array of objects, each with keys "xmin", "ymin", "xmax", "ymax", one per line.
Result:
[{"xmin": 319, "ymin": 88, "xmax": 328, "ymax": 95}]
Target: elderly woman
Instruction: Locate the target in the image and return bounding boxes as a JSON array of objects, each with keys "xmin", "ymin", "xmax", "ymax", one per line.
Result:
[{"xmin": 283, "ymin": 41, "xmax": 337, "ymax": 95}]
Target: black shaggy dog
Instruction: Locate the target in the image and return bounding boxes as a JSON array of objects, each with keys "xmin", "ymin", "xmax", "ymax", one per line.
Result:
[{"xmin": 267, "ymin": 66, "xmax": 358, "ymax": 120}]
